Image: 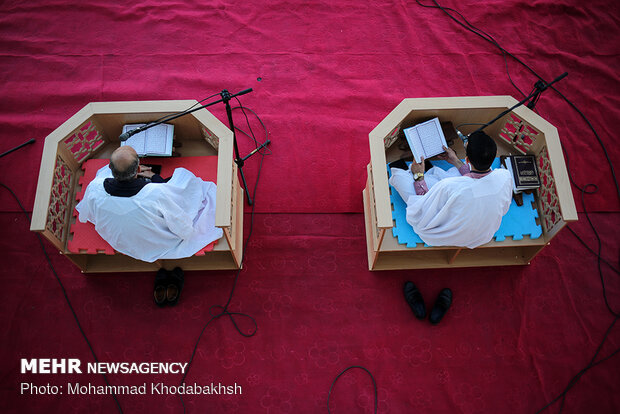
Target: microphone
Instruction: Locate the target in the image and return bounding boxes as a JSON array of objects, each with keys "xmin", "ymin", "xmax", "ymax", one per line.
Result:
[
  {"xmin": 119, "ymin": 127, "xmax": 142, "ymax": 142},
  {"xmin": 245, "ymin": 139, "xmax": 270, "ymax": 158},
  {"xmin": 456, "ymin": 129, "xmax": 469, "ymax": 145},
  {"xmin": 222, "ymin": 88, "xmax": 253, "ymax": 101},
  {"xmin": 235, "ymin": 88, "xmax": 253, "ymax": 96}
]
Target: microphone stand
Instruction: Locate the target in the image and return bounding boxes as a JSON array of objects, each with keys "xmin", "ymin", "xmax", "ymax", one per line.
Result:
[
  {"xmin": 469, "ymin": 72, "xmax": 568, "ymax": 138},
  {"xmin": 220, "ymin": 89, "xmax": 269, "ymax": 206},
  {"xmin": 0, "ymin": 138, "xmax": 35, "ymax": 158},
  {"xmin": 119, "ymin": 88, "xmax": 270, "ymax": 205}
]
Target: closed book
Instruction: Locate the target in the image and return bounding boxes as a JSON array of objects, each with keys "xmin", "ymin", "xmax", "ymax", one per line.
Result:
[{"xmin": 508, "ymin": 155, "xmax": 540, "ymax": 190}]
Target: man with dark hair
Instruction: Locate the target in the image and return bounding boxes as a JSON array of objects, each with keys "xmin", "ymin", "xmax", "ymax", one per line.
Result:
[
  {"xmin": 389, "ymin": 131, "xmax": 512, "ymax": 248},
  {"xmin": 465, "ymin": 130, "xmax": 497, "ymax": 171}
]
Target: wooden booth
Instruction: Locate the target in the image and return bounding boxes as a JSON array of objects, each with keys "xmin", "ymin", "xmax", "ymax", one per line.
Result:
[
  {"xmin": 363, "ymin": 96, "xmax": 578, "ymax": 270},
  {"xmin": 30, "ymin": 100, "xmax": 244, "ymax": 273}
]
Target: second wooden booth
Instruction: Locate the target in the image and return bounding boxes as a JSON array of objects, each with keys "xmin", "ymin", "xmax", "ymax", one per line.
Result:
[{"xmin": 363, "ymin": 96, "xmax": 578, "ymax": 270}]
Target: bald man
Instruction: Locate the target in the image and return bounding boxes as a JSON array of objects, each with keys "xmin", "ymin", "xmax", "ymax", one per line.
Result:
[
  {"xmin": 104, "ymin": 146, "xmax": 166, "ymax": 197},
  {"xmin": 76, "ymin": 146, "xmax": 223, "ymax": 263}
]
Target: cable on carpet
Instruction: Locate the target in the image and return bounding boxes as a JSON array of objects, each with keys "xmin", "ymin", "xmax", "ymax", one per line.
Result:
[
  {"xmin": 178, "ymin": 98, "xmax": 270, "ymax": 413},
  {"xmin": 413, "ymin": 1, "xmax": 620, "ymax": 412},
  {"xmin": 327, "ymin": 365, "xmax": 378, "ymax": 414},
  {"xmin": 0, "ymin": 181, "xmax": 124, "ymax": 414}
]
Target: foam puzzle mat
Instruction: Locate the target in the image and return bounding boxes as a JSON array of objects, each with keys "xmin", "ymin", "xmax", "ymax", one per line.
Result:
[
  {"xmin": 67, "ymin": 156, "xmax": 220, "ymax": 255},
  {"xmin": 388, "ymin": 159, "xmax": 542, "ymax": 248}
]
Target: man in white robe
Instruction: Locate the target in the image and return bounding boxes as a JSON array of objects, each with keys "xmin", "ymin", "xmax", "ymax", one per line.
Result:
[
  {"xmin": 76, "ymin": 146, "xmax": 223, "ymax": 263},
  {"xmin": 389, "ymin": 131, "xmax": 513, "ymax": 249}
]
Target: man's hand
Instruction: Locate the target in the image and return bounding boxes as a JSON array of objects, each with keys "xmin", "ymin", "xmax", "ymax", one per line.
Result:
[
  {"xmin": 436, "ymin": 145, "xmax": 464, "ymax": 168},
  {"xmin": 137, "ymin": 165, "xmax": 155, "ymax": 179},
  {"xmin": 410, "ymin": 156, "xmax": 425, "ymax": 175}
]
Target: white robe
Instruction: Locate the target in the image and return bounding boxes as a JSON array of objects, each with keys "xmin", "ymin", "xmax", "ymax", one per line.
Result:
[
  {"xmin": 76, "ymin": 166, "xmax": 223, "ymax": 262},
  {"xmin": 389, "ymin": 166, "xmax": 513, "ymax": 248}
]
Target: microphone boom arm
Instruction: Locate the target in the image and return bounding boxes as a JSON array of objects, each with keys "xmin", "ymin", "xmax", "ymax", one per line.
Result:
[
  {"xmin": 470, "ymin": 72, "xmax": 568, "ymax": 136},
  {"xmin": 117, "ymin": 88, "xmax": 269, "ymax": 205},
  {"xmin": 118, "ymin": 88, "xmax": 254, "ymax": 141}
]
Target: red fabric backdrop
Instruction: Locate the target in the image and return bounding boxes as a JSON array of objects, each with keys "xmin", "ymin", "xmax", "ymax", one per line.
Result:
[{"xmin": 0, "ymin": 0, "xmax": 618, "ymax": 413}]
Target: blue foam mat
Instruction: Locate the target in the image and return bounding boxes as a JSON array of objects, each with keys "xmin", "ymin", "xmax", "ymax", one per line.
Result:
[{"xmin": 388, "ymin": 159, "xmax": 542, "ymax": 247}]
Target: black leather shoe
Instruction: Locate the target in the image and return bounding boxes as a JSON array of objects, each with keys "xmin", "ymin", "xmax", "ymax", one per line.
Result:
[
  {"xmin": 154, "ymin": 268, "xmax": 169, "ymax": 307},
  {"xmin": 429, "ymin": 288, "xmax": 453, "ymax": 325},
  {"xmin": 166, "ymin": 267, "xmax": 185, "ymax": 306},
  {"xmin": 403, "ymin": 281, "xmax": 426, "ymax": 320}
]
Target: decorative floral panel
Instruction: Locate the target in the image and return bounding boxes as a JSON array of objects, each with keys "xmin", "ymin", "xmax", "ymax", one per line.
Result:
[
  {"xmin": 46, "ymin": 156, "xmax": 72, "ymax": 242},
  {"xmin": 384, "ymin": 126, "xmax": 400, "ymax": 149},
  {"xmin": 202, "ymin": 127, "xmax": 219, "ymax": 150},
  {"xmin": 63, "ymin": 121, "xmax": 104, "ymax": 163},
  {"xmin": 537, "ymin": 146, "xmax": 561, "ymax": 232},
  {"xmin": 499, "ymin": 114, "xmax": 539, "ymax": 154}
]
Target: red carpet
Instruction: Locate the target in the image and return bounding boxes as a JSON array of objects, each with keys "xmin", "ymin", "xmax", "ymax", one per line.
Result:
[{"xmin": 1, "ymin": 0, "xmax": 619, "ymax": 413}]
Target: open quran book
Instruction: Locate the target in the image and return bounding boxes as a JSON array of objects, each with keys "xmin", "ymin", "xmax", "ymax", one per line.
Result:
[
  {"xmin": 403, "ymin": 117, "xmax": 448, "ymax": 163},
  {"xmin": 121, "ymin": 123, "xmax": 174, "ymax": 157}
]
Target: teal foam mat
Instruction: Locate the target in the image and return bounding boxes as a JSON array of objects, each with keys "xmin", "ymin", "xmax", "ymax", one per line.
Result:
[{"xmin": 388, "ymin": 159, "xmax": 542, "ymax": 247}]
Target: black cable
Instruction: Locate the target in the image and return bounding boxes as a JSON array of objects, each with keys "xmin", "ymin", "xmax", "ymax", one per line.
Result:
[
  {"xmin": 179, "ymin": 100, "xmax": 270, "ymax": 413},
  {"xmin": 0, "ymin": 182, "xmax": 124, "ymax": 413},
  {"xmin": 561, "ymin": 146, "xmax": 619, "ymax": 276},
  {"xmin": 327, "ymin": 366, "xmax": 378, "ymax": 414},
  {"xmin": 534, "ymin": 314, "xmax": 620, "ymax": 414},
  {"xmin": 413, "ymin": 1, "xmax": 620, "ymax": 412},
  {"xmin": 579, "ymin": 183, "xmax": 618, "ymax": 317},
  {"xmin": 563, "ymin": 145, "xmax": 619, "ymax": 315},
  {"xmin": 455, "ymin": 122, "xmax": 488, "ymax": 129},
  {"xmin": 566, "ymin": 226, "xmax": 619, "ymax": 275},
  {"xmin": 414, "ymin": 0, "xmax": 620, "ymax": 302},
  {"xmin": 1, "ymin": 91, "xmax": 261, "ymax": 414},
  {"xmin": 0, "ymin": 138, "xmax": 35, "ymax": 158},
  {"xmin": 414, "ymin": 0, "xmax": 527, "ymax": 98},
  {"xmin": 232, "ymin": 100, "xmax": 273, "ymax": 156},
  {"xmin": 414, "ymin": 0, "xmax": 620, "ymax": 311},
  {"xmin": 416, "ymin": 0, "xmax": 620, "ymax": 198},
  {"xmin": 0, "ymin": 92, "xmax": 267, "ymax": 414},
  {"xmin": 233, "ymin": 97, "xmax": 260, "ymax": 148},
  {"xmin": 552, "ymin": 91, "xmax": 620, "ymax": 198}
]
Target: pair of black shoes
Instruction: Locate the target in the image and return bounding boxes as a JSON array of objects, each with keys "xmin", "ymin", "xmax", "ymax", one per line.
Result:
[
  {"xmin": 154, "ymin": 267, "xmax": 184, "ymax": 307},
  {"xmin": 403, "ymin": 281, "xmax": 452, "ymax": 325}
]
